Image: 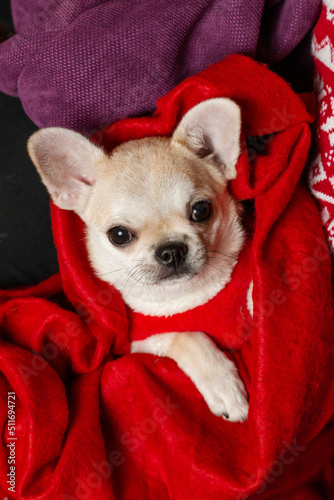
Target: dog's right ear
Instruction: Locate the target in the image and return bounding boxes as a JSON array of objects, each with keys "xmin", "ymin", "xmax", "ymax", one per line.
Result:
[
  {"xmin": 171, "ymin": 98, "xmax": 241, "ymax": 180},
  {"xmin": 28, "ymin": 128, "xmax": 107, "ymax": 213}
]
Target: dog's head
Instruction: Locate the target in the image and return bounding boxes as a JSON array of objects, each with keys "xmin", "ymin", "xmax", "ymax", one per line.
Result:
[{"xmin": 28, "ymin": 98, "xmax": 244, "ymax": 315}]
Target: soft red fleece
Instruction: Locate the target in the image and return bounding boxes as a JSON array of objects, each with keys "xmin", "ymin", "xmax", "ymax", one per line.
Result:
[{"xmin": 0, "ymin": 55, "xmax": 333, "ymax": 500}]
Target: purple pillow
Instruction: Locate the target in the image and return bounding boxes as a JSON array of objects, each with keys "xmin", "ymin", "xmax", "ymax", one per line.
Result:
[{"xmin": 0, "ymin": 0, "xmax": 321, "ymax": 135}]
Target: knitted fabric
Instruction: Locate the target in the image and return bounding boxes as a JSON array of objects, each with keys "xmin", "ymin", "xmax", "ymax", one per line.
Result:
[
  {"xmin": 311, "ymin": 0, "xmax": 334, "ymax": 250},
  {"xmin": 0, "ymin": 0, "xmax": 320, "ymax": 135}
]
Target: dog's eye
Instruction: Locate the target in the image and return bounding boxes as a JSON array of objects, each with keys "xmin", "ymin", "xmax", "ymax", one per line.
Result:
[
  {"xmin": 108, "ymin": 226, "xmax": 133, "ymax": 246},
  {"xmin": 190, "ymin": 200, "xmax": 212, "ymax": 222}
]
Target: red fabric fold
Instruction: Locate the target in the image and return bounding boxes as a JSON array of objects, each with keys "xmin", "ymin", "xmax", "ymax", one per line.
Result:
[{"xmin": 0, "ymin": 55, "xmax": 333, "ymax": 500}]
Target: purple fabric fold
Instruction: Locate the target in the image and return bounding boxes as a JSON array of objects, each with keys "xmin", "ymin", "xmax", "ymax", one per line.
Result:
[{"xmin": 0, "ymin": 0, "xmax": 321, "ymax": 135}]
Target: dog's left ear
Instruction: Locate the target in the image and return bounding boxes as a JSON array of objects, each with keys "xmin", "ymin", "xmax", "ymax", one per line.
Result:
[
  {"xmin": 28, "ymin": 127, "xmax": 107, "ymax": 213},
  {"xmin": 172, "ymin": 98, "xmax": 241, "ymax": 180}
]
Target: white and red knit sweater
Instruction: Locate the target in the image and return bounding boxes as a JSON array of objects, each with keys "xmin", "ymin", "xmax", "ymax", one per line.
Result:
[{"xmin": 311, "ymin": 0, "xmax": 334, "ymax": 250}]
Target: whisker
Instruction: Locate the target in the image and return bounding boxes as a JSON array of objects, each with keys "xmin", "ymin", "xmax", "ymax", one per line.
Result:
[
  {"xmin": 100, "ymin": 269, "xmax": 124, "ymax": 276},
  {"xmin": 120, "ymin": 264, "xmax": 152, "ymax": 295},
  {"xmin": 207, "ymin": 248, "xmax": 237, "ymax": 260}
]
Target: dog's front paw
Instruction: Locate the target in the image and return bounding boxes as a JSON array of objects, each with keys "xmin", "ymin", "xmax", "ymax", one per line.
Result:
[
  {"xmin": 201, "ymin": 361, "xmax": 248, "ymax": 422},
  {"xmin": 192, "ymin": 350, "xmax": 249, "ymax": 422}
]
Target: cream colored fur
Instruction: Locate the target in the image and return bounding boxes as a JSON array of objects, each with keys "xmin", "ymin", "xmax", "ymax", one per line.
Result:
[{"xmin": 28, "ymin": 98, "xmax": 250, "ymax": 421}]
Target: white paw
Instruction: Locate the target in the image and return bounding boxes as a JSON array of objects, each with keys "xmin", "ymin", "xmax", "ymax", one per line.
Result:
[{"xmin": 193, "ymin": 352, "xmax": 249, "ymax": 422}]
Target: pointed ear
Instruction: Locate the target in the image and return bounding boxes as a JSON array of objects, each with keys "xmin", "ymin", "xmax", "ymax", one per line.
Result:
[
  {"xmin": 28, "ymin": 127, "xmax": 107, "ymax": 213},
  {"xmin": 172, "ymin": 98, "xmax": 241, "ymax": 180}
]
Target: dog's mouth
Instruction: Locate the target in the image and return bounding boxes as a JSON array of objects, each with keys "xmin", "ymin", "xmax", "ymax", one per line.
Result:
[
  {"xmin": 155, "ymin": 264, "xmax": 196, "ymax": 284},
  {"xmin": 116, "ymin": 250, "xmax": 207, "ymax": 292},
  {"xmin": 151, "ymin": 250, "xmax": 210, "ymax": 285},
  {"xmin": 151, "ymin": 247, "xmax": 207, "ymax": 285}
]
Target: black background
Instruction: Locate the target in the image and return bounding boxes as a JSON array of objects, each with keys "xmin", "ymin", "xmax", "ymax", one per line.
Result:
[{"xmin": 0, "ymin": 1, "xmax": 59, "ymax": 289}]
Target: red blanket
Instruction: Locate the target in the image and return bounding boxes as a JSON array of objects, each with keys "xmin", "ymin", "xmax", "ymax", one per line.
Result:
[{"xmin": 0, "ymin": 55, "xmax": 333, "ymax": 500}]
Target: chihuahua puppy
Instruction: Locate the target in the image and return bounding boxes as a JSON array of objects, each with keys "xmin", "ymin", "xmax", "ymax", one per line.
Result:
[{"xmin": 28, "ymin": 98, "xmax": 250, "ymax": 422}]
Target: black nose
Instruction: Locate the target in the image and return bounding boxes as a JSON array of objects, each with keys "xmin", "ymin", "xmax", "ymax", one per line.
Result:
[{"xmin": 155, "ymin": 243, "xmax": 188, "ymax": 269}]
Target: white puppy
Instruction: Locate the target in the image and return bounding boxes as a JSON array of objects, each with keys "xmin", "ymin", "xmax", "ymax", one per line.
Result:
[{"xmin": 28, "ymin": 98, "xmax": 250, "ymax": 422}]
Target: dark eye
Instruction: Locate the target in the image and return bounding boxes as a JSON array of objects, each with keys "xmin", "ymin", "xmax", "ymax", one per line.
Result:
[
  {"xmin": 108, "ymin": 226, "xmax": 133, "ymax": 246},
  {"xmin": 190, "ymin": 200, "xmax": 212, "ymax": 222}
]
